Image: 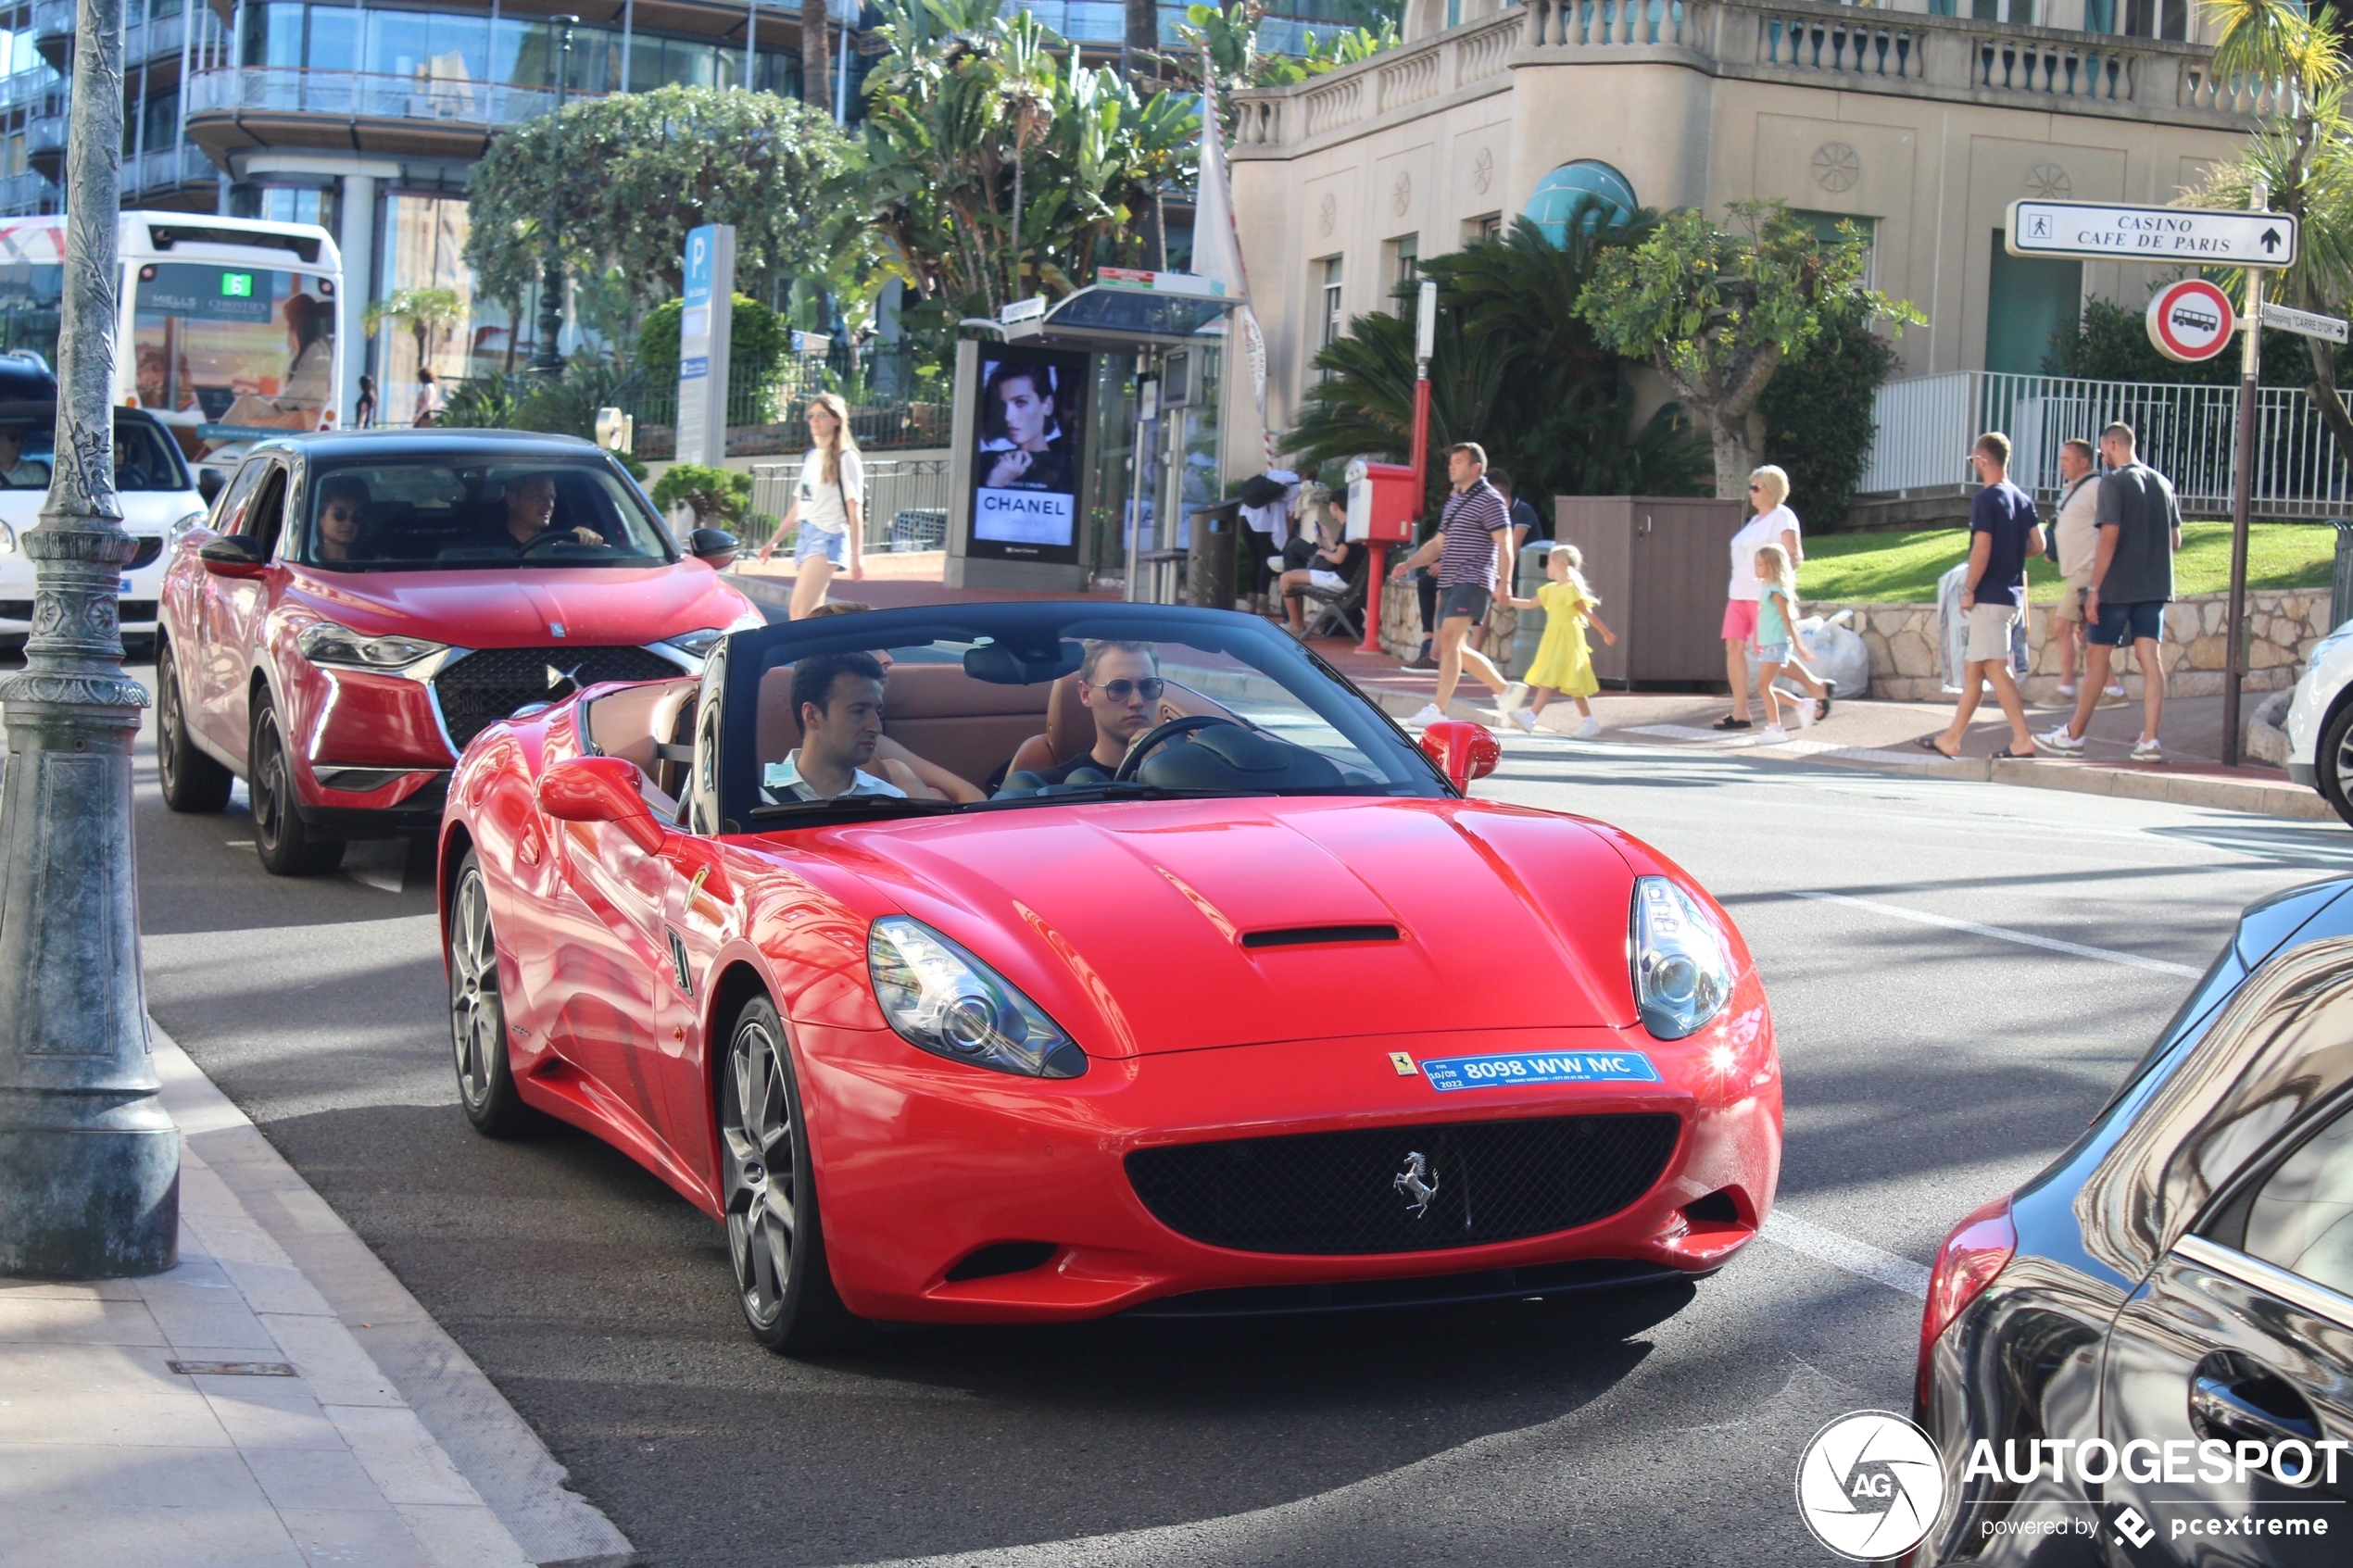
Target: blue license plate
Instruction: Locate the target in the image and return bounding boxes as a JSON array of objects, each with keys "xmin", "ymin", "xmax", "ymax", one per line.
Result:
[{"xmin": 1419, "ymin": 1049, "xmax": 1661, "ymax": 1092}]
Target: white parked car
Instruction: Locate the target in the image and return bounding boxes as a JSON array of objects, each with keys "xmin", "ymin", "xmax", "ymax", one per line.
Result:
[{"xmin": 0, "ymin": 403, "xmax": 209, "ymax": 646}]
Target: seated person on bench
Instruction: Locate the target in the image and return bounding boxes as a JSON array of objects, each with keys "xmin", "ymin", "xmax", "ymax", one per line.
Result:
[
  {"xmin": 1276, "ymin": 491, "xmax": 1361, "ymax": 634},
  {"xmin": 762, "ymin": 651, "xmax": 929, "ymax": 803},
  {"xmin": 1019, "ymin": 640, "xmax": 1162, "ymax": 788}
]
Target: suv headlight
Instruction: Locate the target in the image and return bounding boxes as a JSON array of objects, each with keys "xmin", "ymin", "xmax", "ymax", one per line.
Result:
[
  {"xmin": 661, "ymin": 626, "xmax": 730, "ymax": 659},
  {"xmin": 1629, "ymin": 877, "xmax": 1735, "ymax": 1040},
  {"xmin": 868, "ymin": 916, "xmax": 1088, "ymax": 1079},
  {"xmin": 296, "ymin": 621, "xmax": 447, "ymax": 670},
  {"xmin": 169, "ymin": 509, "xmax": 206, "ymax": 538}
]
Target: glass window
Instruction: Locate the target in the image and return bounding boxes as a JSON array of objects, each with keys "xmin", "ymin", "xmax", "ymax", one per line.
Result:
[
  {"xmin": 308, "ymin": 4, "xmax": 358, "ymax": 73},
  {"xmin": 1316, "ymin": 255, "xmax": 1342, "ymax": 384},
  {"xmin": 133, "ymin": 261, "xmax": 335, "ymax": 458},
  {"xmin": 249, "ymin": 1, "xmax": 304, "ymax": 69},
  {"xmin": 363, "ymin": 8, "xmax": 432, "ymax": 80},
  {"xmin": 299, "ymin": 458, "xmax": 678, "ymax": 571},
  {"xmin": 1384, "ymin": 233, "xmax": 1417, "ymax": 309},
  {"xmin": 0, "ymin": 411, "xmax": 191, "ymax": 493},
  {"xmin": 2243, "ymin": 1103, "xmax": 2353, "ymax": 1299},
  {"xmin": 426, "ymin": 13, "xmax": 489, "ymax": 83},
  {"xmin": 1523, "ymin": 160, "xmax": 1637, "ymax": 246}
]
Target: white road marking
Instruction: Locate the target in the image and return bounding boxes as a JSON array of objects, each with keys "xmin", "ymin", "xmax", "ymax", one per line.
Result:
[
  {"xmin": 1761, "ymin": 1210, "xmax": 1931, "ymax": 1300},
  {"xmin": 1625, "ymin": 723, "xmax": 1748, "ymax": 742},
  {"xmin": 1793, "ymin": 889, "xmax": 2203, "ymax": 977}
]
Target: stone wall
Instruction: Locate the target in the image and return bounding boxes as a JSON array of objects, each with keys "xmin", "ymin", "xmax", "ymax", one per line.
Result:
[{"xmin": 1818, "ymin": 589, "xmax": 2335, "ymax": 703}]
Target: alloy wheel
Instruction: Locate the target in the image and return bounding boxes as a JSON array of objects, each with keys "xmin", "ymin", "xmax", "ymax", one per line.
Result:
[
  {"xmin": 723, "ymin": 1014, "xmax": 799, "ymax": 1331},
  {"xmin": 448, "ymin": 866, "xmax": 502, "ymax": 1113}
]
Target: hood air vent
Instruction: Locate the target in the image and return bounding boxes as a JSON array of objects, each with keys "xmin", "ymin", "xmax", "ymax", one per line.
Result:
[{"xmin": 1239, "ymin": 924, "xmax": 1401, "ymax": 950}]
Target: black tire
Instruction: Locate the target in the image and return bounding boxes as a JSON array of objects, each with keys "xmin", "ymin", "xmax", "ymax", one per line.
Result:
[
  {"xmin": 447, "ymin": 850, "xmax": 532, "ymax": 1137},
  {"xmin": 248, "ymin": 697, "xmax": 345, "ymax": 875},
  {"xmin": 2322, "ymin": 700, "xmax": 2353, "ymax": 828},
  {"xmin": 156, "ymin": 640, "xmax": 233, "ymax": 813},
  {"xmin": 720, "ymin": 995, "xmax": 866, "ymax": 1354}
]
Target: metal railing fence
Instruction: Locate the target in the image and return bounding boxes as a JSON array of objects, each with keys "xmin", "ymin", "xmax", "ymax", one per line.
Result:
[
  {"xmin": 740, "ymin": 458, "xmax": 952, "ymax": 555},
  {"xmin": 1859, "ymin": 370, "xmax": 2353, "ymax": 519},
  {"xmin": 614, "ymin": 344, "xmax": 947, "ymax": 454}
]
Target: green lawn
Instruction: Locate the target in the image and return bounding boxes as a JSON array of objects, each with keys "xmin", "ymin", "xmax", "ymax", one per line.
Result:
[{"xmin": 1799, "ymin": 521, "xmax": 2338, "ymax": 604}]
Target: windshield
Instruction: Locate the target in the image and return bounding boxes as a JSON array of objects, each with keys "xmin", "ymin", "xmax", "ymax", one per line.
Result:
[
  {"xmin": 703, "ymin": 604, "xmax": 1448, "ymax": 833},
  {"xmin": 0, "ymin": 410, "xmax": 192, "ymax": 493},
  {"xmin": 134, "ymin": 262, "xmax": 334, "ymax": 463},
  {"xmin": 300, "ymin": 458, "xmax": 678, "ymax": 571}
]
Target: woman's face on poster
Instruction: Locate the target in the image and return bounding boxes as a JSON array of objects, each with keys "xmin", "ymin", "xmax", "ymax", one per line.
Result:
[{"xmin": 996, "ymin": 372, "xmax": 1053, "ymax": 450}]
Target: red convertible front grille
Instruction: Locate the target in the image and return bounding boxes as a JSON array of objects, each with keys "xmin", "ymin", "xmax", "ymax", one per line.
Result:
[{"xmin": 1125, "ymin": 1113, "xmax": 1680, "ymax": 1256}]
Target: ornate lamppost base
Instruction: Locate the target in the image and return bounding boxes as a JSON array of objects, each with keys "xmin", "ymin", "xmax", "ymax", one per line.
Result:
[{"xmin": 0, "ymin": 1093, "xmax": 179, "ymax": 1277}]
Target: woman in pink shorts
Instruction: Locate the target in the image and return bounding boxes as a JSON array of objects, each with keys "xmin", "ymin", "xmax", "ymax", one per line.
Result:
[{"xmin": 1715, "ymin": 466, "xmax": 1821, "ymax": 731}]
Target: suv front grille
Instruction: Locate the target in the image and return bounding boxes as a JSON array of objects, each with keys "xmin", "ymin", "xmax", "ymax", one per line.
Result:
[
  {"xmin": 1126, "ymin": 1113, "xmax": 1680, "ymax": 1256},
  {"xmin": 432, "ymin": 646, "xmax": 680, "ymax": 747}
]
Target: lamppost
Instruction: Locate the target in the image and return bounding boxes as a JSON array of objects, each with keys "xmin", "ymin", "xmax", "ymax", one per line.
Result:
[
  {"xmin": 0, "ymin": 0, "xmax": 179, "ymax": 1277},
  {"xmin": 530, "ymin": 15, "xmax": 581, "ymax": 377}
]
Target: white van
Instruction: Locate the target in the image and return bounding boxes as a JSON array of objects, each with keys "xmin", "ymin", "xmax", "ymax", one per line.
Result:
[{"xmin": 0, "ymin": 402, "xmax": 209, "ymax": 645}]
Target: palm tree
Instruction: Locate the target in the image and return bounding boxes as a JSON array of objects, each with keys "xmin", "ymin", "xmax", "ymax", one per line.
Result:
[
  {"xmin": 999, "ymin": 14, "xmax": 1057, "ymax": 302},
  {"xmin": 802, "ymin": 0, "xmax": 832, "ymax": 110},
  {"xmin": 363, "ymin": 286, "xmax": 465, "ymax": 383}
]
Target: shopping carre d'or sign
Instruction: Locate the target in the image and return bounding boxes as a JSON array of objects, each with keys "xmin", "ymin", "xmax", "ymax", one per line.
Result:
[{"xmin": 2007, "ymin": 200, "xmax": 2299, "ymax": 270}]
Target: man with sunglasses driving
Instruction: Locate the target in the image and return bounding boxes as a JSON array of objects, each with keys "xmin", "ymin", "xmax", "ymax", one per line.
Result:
[{"xmin": 1031, "ymin": 640, "xmax": 1164, "ymax": 786}]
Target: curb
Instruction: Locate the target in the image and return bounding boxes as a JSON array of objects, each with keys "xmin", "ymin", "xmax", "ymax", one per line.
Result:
[
  {"xmin": 1362, "ymin": 686, "xmax": 2340, "ymax": 825},
  {"xmin": 151, "ymin": 1019, "xmax": 640, "ymax": 1568}
]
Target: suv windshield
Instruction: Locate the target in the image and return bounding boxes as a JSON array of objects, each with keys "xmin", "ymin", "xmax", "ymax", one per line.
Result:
[
  {"xmin": 701, "ymin": 603, "xmax": 1448, "ymax": 833},
  {"xmin": 0, "ymin": 409, "xmax": 191, "ymax": 492},
  {"xmin": 300, "ymin": 458, "xmax": 677, "ymax": 571}
]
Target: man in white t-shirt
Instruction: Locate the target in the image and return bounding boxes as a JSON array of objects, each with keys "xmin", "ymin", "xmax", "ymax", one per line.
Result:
[
  {"xmin": 761, "ymin": 651, "xmax": 927, "ymax": 804},
  {"xmin": 2047, "ymin": 438, "xmax": 2121, "ymax": 704}
]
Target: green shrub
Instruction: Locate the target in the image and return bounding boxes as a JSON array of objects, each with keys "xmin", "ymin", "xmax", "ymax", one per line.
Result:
[
  {"xmin": 1759, "ymin": 296, "xmax": 1896, "ymax": 529},
  {"xmin": 634, "ymin": 295, "xmax": 789, "ymax": 381},
  {"xmin": 651, "ymin": 463, "xmax": 751, "ymax": 526}
]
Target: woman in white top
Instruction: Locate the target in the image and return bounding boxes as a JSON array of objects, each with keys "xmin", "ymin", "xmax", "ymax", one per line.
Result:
[
  {"xmin": 1715, "ymin": 465, "xmax": 1831, "ymax": 730},
  {"xmin": 756, "ymin": 392, "xmax": 866, "ymax": 619}
]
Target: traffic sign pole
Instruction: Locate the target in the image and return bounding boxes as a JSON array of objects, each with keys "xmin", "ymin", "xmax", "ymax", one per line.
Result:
[{"xmin": 2223, "ymin": 183, "xmax": 2267, "ymax": 768}]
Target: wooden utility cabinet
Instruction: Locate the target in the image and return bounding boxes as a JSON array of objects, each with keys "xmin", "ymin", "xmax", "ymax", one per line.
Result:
[{"xmin": 1554, "ymin": 496, "xmax": 1747, "ymax": 688}]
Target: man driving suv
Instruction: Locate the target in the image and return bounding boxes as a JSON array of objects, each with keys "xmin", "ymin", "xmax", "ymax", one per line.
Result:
[
  {"xmin": 501, "ymin": 470, "xmax": 604, "ymax": 550},
  {"xmin": 1027, "ymin": 640, "xmax": 1162, "ymax": 787}
]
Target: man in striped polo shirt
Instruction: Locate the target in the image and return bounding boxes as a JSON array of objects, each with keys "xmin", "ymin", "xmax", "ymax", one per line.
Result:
[{"xmin": 1388, "ymin": 442, "xmax": 1531, "ymax": 731}]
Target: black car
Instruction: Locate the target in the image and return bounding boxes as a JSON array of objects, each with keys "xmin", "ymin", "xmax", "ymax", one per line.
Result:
[
  {"xmin": 1913, "ymin": 877, "xmax": 2353, "ymax": 1563},
  {"xmin": 0, "ymin": 350, "xmax": 55, "ymax": 400}
]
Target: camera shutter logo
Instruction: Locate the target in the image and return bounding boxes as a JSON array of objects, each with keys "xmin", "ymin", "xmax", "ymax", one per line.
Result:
[{"xmin": 1794, "ymin": 1411, "xmax": 1946, "ymax": 1561}]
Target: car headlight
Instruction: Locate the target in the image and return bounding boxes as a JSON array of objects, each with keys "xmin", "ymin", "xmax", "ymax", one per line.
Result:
[
  {"xmin": 169, "ymin": 509, "xmax": 205, "ymax": 538},
  {"xmin": 0, "ymin": 521, "xmax": 14, "ymax": 555},
  {"xmin": 1629, "ymin": 876, "xmax": 1735, "ymax": 1040},
  {"xmin": 661, "ymin": 626, "xmax": 730, "ymax": 659},
  {"xmin": 867, "ymin": 916, "xmax": 1088, "ymax": 1079},
  {"xmin": 296, "ymin": 621, "xmax": 447, "ymax": 670}
]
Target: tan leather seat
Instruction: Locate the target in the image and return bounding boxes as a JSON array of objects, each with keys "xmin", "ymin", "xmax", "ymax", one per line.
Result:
[{"xmin": 1007, "ymin": 675, "xmax": 1091, "ymax": 778}]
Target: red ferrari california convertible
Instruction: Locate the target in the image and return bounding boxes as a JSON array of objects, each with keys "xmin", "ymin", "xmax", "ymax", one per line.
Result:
[
  {"xmin": 157, "ymin": 430, "xmax": 761, "ymax": 875},
  {"xmin": 438, "ymin": 603, "xmax": 1780, "ymax": 1351}
]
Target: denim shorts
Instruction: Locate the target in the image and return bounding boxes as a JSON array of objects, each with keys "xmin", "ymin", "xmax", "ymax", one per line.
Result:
[
  {"xmin": 1755, "ymin": 641, "xmax": 1792, "ymax": 665},
  {"xmin": 2089, "ymin": 597, "xmax": 2165, "ymax": 647},
  {"xmin": 794, "ymin": 525, "xmax": 848, "ymax": 567},
  {"xmin": 1436, "ymin": 583, "xmax": 1492, "ymax": 623}
]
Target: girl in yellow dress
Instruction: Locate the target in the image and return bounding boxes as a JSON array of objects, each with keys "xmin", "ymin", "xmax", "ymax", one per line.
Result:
[{"xmin": 1504, "ymin": 546, "xmax": 1616, "ymax": 737}]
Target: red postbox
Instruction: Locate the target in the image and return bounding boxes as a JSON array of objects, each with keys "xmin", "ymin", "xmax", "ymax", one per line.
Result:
[{"xmin": 1344, "ymin": 458, "xmax": 1418, "ymax": 546}]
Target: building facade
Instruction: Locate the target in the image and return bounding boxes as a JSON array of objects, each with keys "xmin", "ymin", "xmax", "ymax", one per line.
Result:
[
  {"xmin": 1227, "ymin": 0, "xmax": 2267, "ymax": 470},
  {"xmin": 1, "ymin": 0, "xmax": 1348, "ymax": 428}
]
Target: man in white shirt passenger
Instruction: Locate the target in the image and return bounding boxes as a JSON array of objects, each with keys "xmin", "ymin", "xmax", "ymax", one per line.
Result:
[{"xmin": 762, "ymin": 651, "xmax": 932, "ymax": 803}]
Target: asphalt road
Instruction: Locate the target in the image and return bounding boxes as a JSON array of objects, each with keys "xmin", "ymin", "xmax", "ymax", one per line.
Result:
[{"xmin": 125, "ymin": 670, "xmax": 2353, "ymax": 1568}]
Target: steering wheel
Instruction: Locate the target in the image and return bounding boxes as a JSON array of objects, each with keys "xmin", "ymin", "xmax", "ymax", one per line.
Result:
[{"xmin": 1113, "ymin": 714, "xmax": 1247, "ymax": 782}]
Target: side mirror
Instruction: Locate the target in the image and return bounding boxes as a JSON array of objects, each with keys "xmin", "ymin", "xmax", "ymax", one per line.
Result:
[
  {"xmin": 196, "ymin": 469, "xmax": 226, "ymax": 502},
  {"xmin": 1420, "ymin": 720, "xmax": 1503, "ymax": 794},
  {"xmin": 689, "ymin": 527, "xmax": 739, "ymax": 569},
  {"xmin": 537, "ymin": 756, "xmax": 667, "ymax": 852},
  {"xmin": 197, "ymin": 534, "xmax": 269, "ymax": 579}
]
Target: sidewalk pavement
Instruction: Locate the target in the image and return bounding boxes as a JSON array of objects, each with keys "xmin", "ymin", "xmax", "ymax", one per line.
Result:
[{"xmin": 0, "ymin": 1027, "xmax": 634, "ymax": 1568}]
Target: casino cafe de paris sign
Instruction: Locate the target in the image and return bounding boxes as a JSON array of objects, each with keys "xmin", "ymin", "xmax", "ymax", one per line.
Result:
[{"xmin": 2006, "ymin": 199, "xmax": 2299, "ymax": 270}]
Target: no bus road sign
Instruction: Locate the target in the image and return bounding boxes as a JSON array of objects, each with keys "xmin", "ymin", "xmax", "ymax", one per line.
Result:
[
  {"xmin": 2008, "ymin": 200, "xmax": 2298, "ymax": 270},
  {"xmin": 2146, "ymin": 278, "xmax": 2236, "ymax": 363}
]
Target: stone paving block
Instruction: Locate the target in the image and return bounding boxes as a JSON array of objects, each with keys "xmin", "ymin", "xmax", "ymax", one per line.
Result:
[
  {"xmin": 327, "ymin": 1404, "xmax": 484, "ymax": 1508},
  {"xmin": 0, "ymin": 1387, "xmax": 233, "ymax": 1448},
  {"xmin": 194, "ymin": 1374, "xmax": 346, "ymax": 1451},
  {"xmin": 260, "ymin": 1312, "xmax": 404, "ymax": 1408},
  {"xmin": 141, "ymin": 1292, "xmax": 283, "ymax": 1355},
  {"xmin": 0, "ymin": 1498, "xmax": 308, "ymax": 1568},
  {"xmin": 0, "ymin": 1342, "xmax": 187, "ymax": 1397},
  {"xmin": 0, "ymin": 1442, "xmax": 268, "ymax": 1509},
  {"xmin": 183, "ymin": 1210, "xmax": 302, "ymax": 1272},
  {"xmin": 244, "ymin": 1447, "xmax": 397, "ymax": 1513},
  {"xmin": 276, "ymin": 1507, "xmax": 439, "ymax": 1568},
  {"xmin": 175, "ymin": 1160, "xmax": 245, "ymax": 1221},
  {"xmin": 0, "ymin": 1296, "xmax": 170, "ymax": 1348},
  {"xmin": 217, "ymin": 1259, "xmax": 335, "ymax": 1319},
  {"xmin": 396, "ymin": 1501, "xmax": 538, "ymax": 1568},
  {"xmin": 0, "ymin": 1276, "xmax": 143, "ymax": 1303}
]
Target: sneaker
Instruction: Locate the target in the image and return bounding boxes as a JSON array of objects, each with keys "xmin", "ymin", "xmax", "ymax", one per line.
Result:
[
  {"xmin": 1758, "ymin": 724, "xmax": 1790, "ymax": 743},
  {"xmin": 2132, "ymin": 736, "xmax": 2164, "ymax": 762},
  {"xmin": 1403, "ymin": 649, "xmax": 1440, "ymax": 671},
  {"xmin": 2033, "ymin": 724, "xmax": 2085, "ymax": 755},
  {"xmin": 1574, "ymin": 715, "xmax": 1602, "ymax": 738},
  {"xmin": 1500, "ymin": 682, "xmax": 1530, "ymax": 713},
  {"xmin": 2098, "ymin": 684, "xmax": 2129, "ymax": 706},
  {"xmin": 2056, "ymin": 682, "xmax": 2077, "ymax": 698},
  {"xmin": 1509, "ymin": 709, "xmax": 1538, "ymax": 734},
  {"xmin": 1407, "ymin": 703, "xmax": 1445, "ymax": 726}
]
